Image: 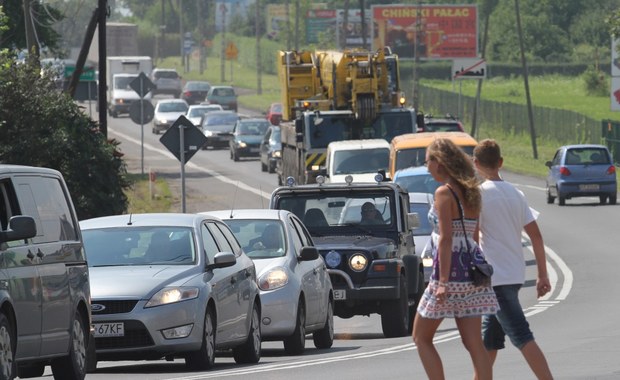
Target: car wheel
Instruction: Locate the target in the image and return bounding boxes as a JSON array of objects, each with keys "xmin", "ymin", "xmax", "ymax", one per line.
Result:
[
  {"xmin": 0, "ymin": 313, "xmax": 16, "ymax": 380},
  {"xmin": 546, "ymin": 187, "xmax": 555, "ymax": 204},
  {"xmin": 284, "ymin": 301, "xmax": 306, "ymax": 355},
  {"xmin": 233, "ymin": 302, "xmax": 261, "ymax": 364},
  {"xmin": 185, "ymin": 306, "xmax": 216, "ymax": 370},
  {"xmin": 599, "ymin": 195, "xmax": 607, "ymax": 204},
  {"xmin": 261, "ymin": 160, "xmax": 267, "ymax": 172},
  {"xmin": 312, "ymin": 299, "xmax": 334, "ymax": 349},
  {"xmin": 51, "ymin": 311, "xmax": 87, "ymax": 380},
  {"xmin": 558, "ymin": 194, "xmax": 566, "ymax": 206},
  {"xmin": 381, "ymin": 274, "xmax": 409, "ymax": 338},
  {"xmin": 610, "ymin": 194, "xmax": 617, "ymax": 205}
]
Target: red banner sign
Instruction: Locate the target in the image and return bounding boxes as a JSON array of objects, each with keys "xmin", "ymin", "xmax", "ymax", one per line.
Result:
[{"xmin": 371, "ymin": 4, "xmax": 478, "ymax": 60}]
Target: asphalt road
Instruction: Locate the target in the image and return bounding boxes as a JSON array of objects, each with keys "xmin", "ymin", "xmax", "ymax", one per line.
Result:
[{"xmin": 34, "ymin": 100, "xmax": 619, "ymax": 379}]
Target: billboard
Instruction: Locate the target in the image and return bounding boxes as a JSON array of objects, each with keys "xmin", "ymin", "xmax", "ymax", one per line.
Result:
[
  {"xmin": 371, "ymin": 4, "xmax": 478, "ymax": 60},
  {"xmin": 306, "ymin": 9, "xmax": 337, "ymax": 44},
  {"xmin": 215, "ymin": 0, "xmax": 255, "ymax": 32},
  {"xmin": 336, "ymin": 9, "xmax": 372, "ymax": 49},
  {"xmin": 266, "ymin": 4, "xmax": 288, "ymax": 40}
]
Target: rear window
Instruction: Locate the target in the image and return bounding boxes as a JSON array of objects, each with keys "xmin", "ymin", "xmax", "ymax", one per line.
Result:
[
  {"xmin": 158, "ymin": 102, "xmax": 188, "ymax": 112},
  {"xmin": 424, "ymin": 121, "xmax": 462, "ymax": 132},
  {"xmin": 565, "ymin": 148, "xmax": 610, "ymax": 165},
  {"xmin": 154, "ymin": 70, "xmax": 179, "ymax": 79},
  {"xmin": 213, "ymin": 88, "xmax": 235, "ymax": 96}
]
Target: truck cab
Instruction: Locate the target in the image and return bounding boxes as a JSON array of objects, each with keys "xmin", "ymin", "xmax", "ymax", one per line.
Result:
[
  {"xmin": 269, "ymin": 175, "xmax": 424, "ymax": 338},
  {"xmin": 106, "ymin": 56, "xmax": 153, "ymax": 118}
]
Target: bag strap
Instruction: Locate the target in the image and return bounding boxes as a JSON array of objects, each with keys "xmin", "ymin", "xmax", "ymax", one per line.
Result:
[{"xmin": 446, "ymin": 185, "xmax": 472, "ymax": 254}]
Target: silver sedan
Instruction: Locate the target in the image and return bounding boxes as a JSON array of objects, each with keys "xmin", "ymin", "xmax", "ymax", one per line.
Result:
[
  {"xmin": 80, "ymin": 213, "xmax": 261, "ymax": 370},
  {"xmin": 205, "ymin": 209, "xmax": 334, "ymax": 355}
]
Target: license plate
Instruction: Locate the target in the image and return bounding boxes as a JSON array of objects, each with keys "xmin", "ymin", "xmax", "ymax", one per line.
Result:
[
  {"xmin": 93, "ymin": 322, "xmax": 124, "ymax": 337},
  {"xmin": 333, "ymin": 289, "xmax": 346, "ymax": 300},
  {"xmin": 579, "ymin": 184, "xmax": 599, "ymax": 191},
  {"xmin": 250, "ymin": 148, "xmax": 259, "ymax": 153}
]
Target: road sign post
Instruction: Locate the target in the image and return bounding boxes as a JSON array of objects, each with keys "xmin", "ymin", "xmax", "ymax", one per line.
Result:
[
  {"xmin": 159, "ymin": 115, "xmax": 208, "ymax": 212},
  {"xmin": 130, "ymin": 72, "xmax": 156, "ymax": 175}
]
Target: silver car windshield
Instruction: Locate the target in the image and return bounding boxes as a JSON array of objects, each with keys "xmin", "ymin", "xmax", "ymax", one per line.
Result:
[
  {"xmin": 83, "ymin": 227, "xmax": 195, "ymax": 266},
  {"xmin": 222, "ymin": 220, "xmax": 286, "ymax": 259}
]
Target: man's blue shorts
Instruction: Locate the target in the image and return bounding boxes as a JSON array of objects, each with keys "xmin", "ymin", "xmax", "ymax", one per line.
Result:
[{"xmin": 482, "ymin": 284, "xmax": 535, "ymax": 350}]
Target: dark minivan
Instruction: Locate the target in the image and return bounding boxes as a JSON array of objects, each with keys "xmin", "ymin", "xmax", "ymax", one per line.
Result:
[{"xmin": 0, "ymin": 165, "xmax": 94, "ymax": 380}]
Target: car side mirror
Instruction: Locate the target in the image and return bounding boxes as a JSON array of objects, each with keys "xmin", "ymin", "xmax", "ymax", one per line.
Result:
[
  {"xmin": 545, "ymin": 161, "xmax": 552, "ymax": 168},
  {"xmin": 208, "ymin": 251, "xmax": 236, "ymax": 269},
  {"xmin": 408, "ymin": 212, "xmax": 420, "ymax": 229},
  {"xmin": 0, "ymin": 215, "xmax": 36, "ymax": 243},
  {"xmin": 298, "ymin": 246, "xmax": 319, "ymax": 261}
]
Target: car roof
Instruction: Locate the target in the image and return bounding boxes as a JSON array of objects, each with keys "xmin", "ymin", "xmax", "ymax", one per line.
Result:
[
  {"xmin": 210, "ymin": 85, "xmax": 234, "ymax": 90},
  {"xmin": 202, "ymin": 209, "xmax": 289, "ymax": 221},
  {"xmin": 328, "ymin": 139, "xmax": 390, "ymax": 150},
  {"xmin": 561, "ymin": 144, "xmax": 609, "ymax": 150},
  {"xmin": 156, "ymin": 99, "xmax": 188, "ymax": 104},
  {"xmin": 152, "ymin": 68, "xmax": 177, "ymax": 72},
  {"xmin": 80, "ymin": 213, "xmax": 216, "ymax": 229},
  {"xmin": 204, "ymin": 110, "xmax": 237, "ymax": 116},
  {"xmin": 391, "ymin": 131, "xmax": 477, "ymax": 149},
  {"xmin": 238, "ymin": 118, "xmax": 270, "ymax": 123},
  {"xmin": 393, "ymin": 166, "xmax": 431, "ymax": 179},
  {"xmin": 408, "ymin": 192, "xmax": 434, "ymax": 203}
]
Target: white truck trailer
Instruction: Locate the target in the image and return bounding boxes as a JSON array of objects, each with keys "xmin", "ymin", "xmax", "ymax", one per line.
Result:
[{"xmin": 106, "ymin": 56, "xmax": 152, "ymax": 118}]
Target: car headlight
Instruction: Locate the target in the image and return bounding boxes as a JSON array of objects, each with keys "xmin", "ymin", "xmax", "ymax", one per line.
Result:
[
  {"xmin": 238, "ymin": 141, "xmax": 247, "ymax": 148},
  {"xmin": 258, "ymin": 267, "xmax": 288, "ymax": 290},
  {"xmin": 145, "ymin": 287, "xmax": 199, "ymax": 308},
  {"xmin": 349, "ymin": 253, "xmax": 368, "ymax": 272},
  {"xmin": 204, "ymin": 130, "xmax": 213, "ymax": 137},
  {"xmin": 157, "ymin": 118, "xmax": 168, "ymax": 124},
  {"xmin": 273, "ymin": 150, "xmax": 282, "ymax": 158}
]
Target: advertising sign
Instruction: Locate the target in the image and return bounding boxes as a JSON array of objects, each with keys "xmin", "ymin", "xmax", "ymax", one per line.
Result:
[
  {"xmin": 306, "ymin": 9, "xmax": 337, "ymax": 44},
  {"xmin": 266, "ymin": 4, "xmax": 288, "ymax": 40},
  {"xmin": 215, "ymin": 0, "xmax": 255, "ymax": 32},
  {"xmin": 371, "ymin": 4, "xmax": 478, "ymax": 60},
  {"xmin": 336, "ymin": 9, "xmax": 372, "ymax": 49}
]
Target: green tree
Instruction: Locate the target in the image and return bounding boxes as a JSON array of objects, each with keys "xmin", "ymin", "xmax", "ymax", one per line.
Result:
[
  {"xmin": 0, "ymin": 53, "xmax": 130, "ymax": 219},
  {"xmin": 0, "ymin": 1, "xmax": 64, "ymax": 55}
]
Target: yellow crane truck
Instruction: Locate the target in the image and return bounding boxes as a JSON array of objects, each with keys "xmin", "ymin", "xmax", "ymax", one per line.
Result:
[{"xmin": 276, "ymin": 48, "xmax": 421, "ymax": 185}]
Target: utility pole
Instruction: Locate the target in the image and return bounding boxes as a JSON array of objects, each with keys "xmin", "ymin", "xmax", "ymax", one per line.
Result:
[
  {"xmin": 220, "ymin": 3, "xmax": 227, "ymax": 82},
  {"xmin": 160, "ymin": 0, "xmax": 166, "ymax": 64},
  {"xmin": 256, "ymin": 0, "xmax": 262, "ymax": 94},
  {"xmin": 285, "ymin": 0, "xmax": 290, "ymax": 50},
  {"xmin": 412, "ymin": 2, "xmax": 422, "ymax": 112},
  {"xmin": 23, "ymin": 0, "xmax": 39, "ymax": 58},
  {"xmin": 294, "ymin": 0, "xmax": 299, "ymax": 51},
  {"xmin": 470, "ymin": 11, "xmax": 490, "ymax": 139},
  {"xmin": 98, "ymin": 0, "xmax": 108, "ymax": 137},
  {"xmin": 515, "ymin": 0, "xmax": 538, "ymax": 159}
]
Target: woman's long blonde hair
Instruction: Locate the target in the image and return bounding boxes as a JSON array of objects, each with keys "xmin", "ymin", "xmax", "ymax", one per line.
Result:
[{"xmin": 427, "ymin": 138, "xmax": 481, "ymax": 212}]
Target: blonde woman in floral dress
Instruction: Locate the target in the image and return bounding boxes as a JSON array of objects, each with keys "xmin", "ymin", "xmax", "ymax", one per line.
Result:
[{"xmin": 412, "ymin": 138, "xmax": 499, "ymax": 380}]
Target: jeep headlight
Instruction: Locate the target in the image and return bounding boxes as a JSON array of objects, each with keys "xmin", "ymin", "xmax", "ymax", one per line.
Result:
[
  {"xmin": 145, "ymin": 287, "xmax": 199, "ymax": 308},
  {"xmin": 273, "ymin": 150, "xmax": 281, "ymax": 158},
  {"xmin": 325, "ymin": 250, "xmax": 341, "ymax": 268},
  {"xmin": 349, "ymin": 253, "xmax": 368, "ymax": 272},
  {"xmin": 258, "ymin": 267, "xmax": 288, "ymax": 290}
]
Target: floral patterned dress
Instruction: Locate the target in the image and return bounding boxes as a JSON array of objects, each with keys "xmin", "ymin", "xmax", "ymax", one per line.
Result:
[{"xmin": 416, "ymin": 202, "xmax": 499, "ymax": 319}]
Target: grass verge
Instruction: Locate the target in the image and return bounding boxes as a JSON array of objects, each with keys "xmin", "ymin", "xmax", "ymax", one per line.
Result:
[{"xmin": 125, "ymin": 173, "xmax": 174, "ymax": 213}]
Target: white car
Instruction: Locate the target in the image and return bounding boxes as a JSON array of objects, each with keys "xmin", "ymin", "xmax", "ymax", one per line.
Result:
[
  {"xmin": 152, "ymin": 99, "xmax": 189, "ymax": 134},
  {"xmin": 186, "ymin": 104, "xmax": 224, "ymax": 127},
  {"xmin": 409, "ymin": 192, "xmax": 434, "ymax": 283},
  {"xmin": 204, "ymin": 209, "xmax": 334, "ymax": 355}
]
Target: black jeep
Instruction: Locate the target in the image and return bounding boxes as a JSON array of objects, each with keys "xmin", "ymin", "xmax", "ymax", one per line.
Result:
[{"xmin": 270, "ymin": 176, "xmax": 425, "ymax": 337}]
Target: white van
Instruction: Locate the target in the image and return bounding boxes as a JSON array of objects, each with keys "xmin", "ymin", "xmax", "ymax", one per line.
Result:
[
  {"xmin": 0, "ymin": 165, "xmax": 93, "ymax": 380},
  {"xmin": 325, "ymin": 139, "xmax": 390, "ymax": 183}
]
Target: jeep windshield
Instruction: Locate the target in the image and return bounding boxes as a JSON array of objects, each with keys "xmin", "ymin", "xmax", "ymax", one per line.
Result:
[{"xmin": 277, "ymin": 192, "xmax": 395, "ymax": 231}]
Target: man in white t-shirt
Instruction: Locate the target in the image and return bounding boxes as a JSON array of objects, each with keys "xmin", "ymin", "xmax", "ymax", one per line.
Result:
[{"xmin": 473, "ymin": 139, "xmax": 553, "ymax": 380}]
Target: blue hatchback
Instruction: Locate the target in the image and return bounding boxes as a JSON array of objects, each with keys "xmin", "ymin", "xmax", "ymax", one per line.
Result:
[{"xmin": 545, "ymin": 144, "xmax": 617, "ymax": 205}]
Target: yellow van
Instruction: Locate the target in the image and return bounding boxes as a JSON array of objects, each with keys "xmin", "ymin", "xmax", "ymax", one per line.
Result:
[{"xmin": 388, "ymin": 132, "xmax": 478, "ymax": 179}]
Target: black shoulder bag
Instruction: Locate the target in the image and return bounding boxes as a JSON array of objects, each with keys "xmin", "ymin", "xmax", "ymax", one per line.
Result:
[{"xmin": 448, "ymin": 186, "xmax": 494, "ymax": 288}]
